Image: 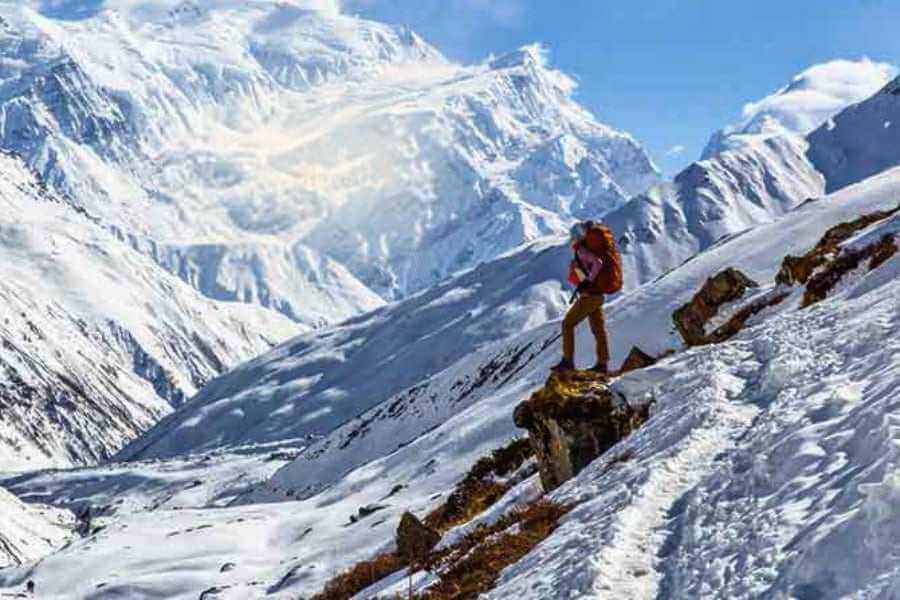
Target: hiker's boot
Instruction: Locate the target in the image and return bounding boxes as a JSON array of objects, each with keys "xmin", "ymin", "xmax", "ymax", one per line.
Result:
[
  {"xmin": 590, "ymin": 362, "xmax": 609, "ymax": 376},
  {"xmin": 551, "ymin": 358, "xmax": 575, "ymax": 372}
]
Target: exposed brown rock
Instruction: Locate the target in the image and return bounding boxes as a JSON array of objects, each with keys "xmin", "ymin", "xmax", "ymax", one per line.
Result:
[
  {"xmin": 424, "ymin": 437, "xmax": 534, "ymax": 532},
  {"xmin": 776, "ymin": 205, "xmax": 900, "ymax": 286},
  {"xmin": 396, "ymin": 511, "xmax": 441, "ymax": 564},
  {"xmin": 672, "ymin": 268, "xmax": 759, "ymax": 346},
  {"xmin": 514, "ymin": 371, "xmax": 648, "ymax": 491},
  {"xmin": 802, "ymin": 234, "xmax": 898, "ymax": 307},
  {"xmin": 619, "ymin": 346, "xmax": 656, "ymax": 374},
  {"xmin": 706, "ymin": 289, "xmax": 791, "ymax": 343}
]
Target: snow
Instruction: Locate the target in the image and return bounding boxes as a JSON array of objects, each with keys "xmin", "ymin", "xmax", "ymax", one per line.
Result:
[
  {"xmin": 490, "ymin": 262, "xmax": 900, "ymax": 598},
  {"xmin": 0, "ymin": 6, "xmax": 899, "ymax": 600},
  {"xmin": 0, "ymin": 487, "xmax": 73, "ymax": 569},
  {"xmin": 0, "ymin": 150, "xmax": 300, "ymax": 471},
  {"xmin": 0, "ymin": 164, "xmax": 894, "ymax": 598},
  {"xmin": 608, "ymin": 134, "xmax": 825, "ymax": 291},
  {"xmin": 702, "ymin": 58, "xmax": 897, "ymax": 159},
  {"xmin": 116, "ymin": 238, "xmax": 572, "ymax": 461},
  {"xmin": 116, "ymin": 165, "xmax": 900, "ymax": 480},
  {"xmin": 808, "ymin": 76, "xmax": 900, "ymax": 192},
  {"xmin": 0, "ymin": 0, "xmax": 658, "ymax": 320}
]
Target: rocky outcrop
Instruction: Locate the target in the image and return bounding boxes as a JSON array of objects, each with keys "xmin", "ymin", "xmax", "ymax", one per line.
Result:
[
  {"xmin": 672, "ymin": 268, "xmax": 759, "ymax": 346},
  {"xmin": 776, "ymin": 205, "xmax": 900, "ymax": 307},
  {"xmin": 514, "ymin": 371, "xmax": 648, "ymax": 491},
  {"xmin": 802, "ymin": 234, "xmax": 898, "ymax": 307},
  {"xmin": 620, "ymin": 346, "xmax": 657, "ymax": 374},
  {"xmin": 777, "ymin": 205, "xmax": 900, "ymax": 287},
  {"xmin": 396, "ymin": 512, "xmax": 441, "ymax": 564}
]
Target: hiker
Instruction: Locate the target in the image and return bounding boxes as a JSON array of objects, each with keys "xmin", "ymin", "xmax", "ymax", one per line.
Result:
[{"xmin": 552, "ymin": 221, "xmax": 622, "ymax": 374}]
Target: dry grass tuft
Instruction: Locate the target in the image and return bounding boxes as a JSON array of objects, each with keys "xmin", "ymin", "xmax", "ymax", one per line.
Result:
[
  {"xmin": 802, "ymin": 234, "xmax": 898, "ymax": 307},
  {"xmin": 311, "ymin": 552, "xmax": 405, "ymax": 600},
  {"xmin": 420, "ymin": 500, "xmax": 571, "ymax": 600},
  {"xmin": 424, "ymin": 438, "xmax": 533, "ymax": 532},
  {"xmin": 312, "ymin": 439, "xmax": 535, "ymax": 599}
]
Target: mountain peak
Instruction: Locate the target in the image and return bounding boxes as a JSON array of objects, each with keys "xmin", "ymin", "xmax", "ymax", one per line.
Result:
[{"xmin": 488, "ymin": 43, "xmax": 546, "ymax": 70}]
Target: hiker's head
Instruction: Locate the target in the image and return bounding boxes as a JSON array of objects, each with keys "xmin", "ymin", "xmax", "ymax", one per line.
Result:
[{"xmin": 569, "ymin": 222, "xmax": 587, "ymax": 242}]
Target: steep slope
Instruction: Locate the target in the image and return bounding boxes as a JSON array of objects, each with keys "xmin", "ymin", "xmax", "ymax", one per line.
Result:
[
  {"xmin": 808, "ymin": 76, "xmax": 900, "ymax": 192},
  {"xmin": 607, "ymin": 134, "xmax": 824, "ymax": 291},
  {"xmin": 3, "ymin": 167, "xmax": 899, "ymax": 599},
  {"xmin": 607, "ymin": 71, "xmax": 900, "ymax": 293},
  {"xmin": 0, "ymin": 151, "xmax": 299, "ymax": 471},
  {"xmin": 117, "ymin": 239, "xmax": 572, "ymax": 460},
  {"xmin": 0, "ymin": 1, "xmax": 658, "ymax": 315},
  {"xmin": 489, "ymin": 256, "xmax": 900, "ymax": 599},
  {"xmin": 702, "ymin": 58, "xmax": 896, "ymax": 159},
  {"xmin": 0, "ymin": 487, "xmax": 72, "ymax": 569}
]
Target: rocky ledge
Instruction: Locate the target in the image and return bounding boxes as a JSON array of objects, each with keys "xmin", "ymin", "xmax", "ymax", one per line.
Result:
[{"xmin": 514, "ymin": 371, "xmax": 649, "ymax": 491}]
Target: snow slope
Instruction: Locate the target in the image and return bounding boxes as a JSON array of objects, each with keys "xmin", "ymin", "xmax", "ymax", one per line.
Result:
[
  {"xmin": 0, "ymin": 0, "xmax": 658, "ymax": 316},
  {"xmin": 702, "ymin": 58, "xmax": 896, "ymax": 159},
  {"xmin": 0, "ymin": 151, "xmax": 299, "ymax": 471},
  {"xmin": 0, "ymin": 487, "xmax": 72, "ymax": 569},
  {"xmin": 607, "ymin": 71, "xmax": 900, "ymax": 293},
  {"xmin": 808, "ymin": 76, "xmax": 900, "ymax": 193},
  {"xmin": 490, "ymin": 258, "xmax": 900, "ymax": 599},
  {"xmin": 3, "ymin": 167, "xmax": 899, "ymax": 599},
  {"xmin": 117, "ymin": 239, "xmax": 572, "ymax": 460}
]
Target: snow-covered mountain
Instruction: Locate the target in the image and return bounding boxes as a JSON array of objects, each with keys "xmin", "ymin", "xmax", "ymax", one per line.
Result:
[
  {"xmin": 3, "ymin": 162, "xmax": 899, "ymax": 599},
  {"xmin": 2, "ymin": 5, "xmax": 900, "ymax": 600},
  {"xmin": 808, "ymin": 76, "xmax": 900, "ymax": 192},
  {"xmin": 0, "ymin": 150, "xmax": 299, "ymax": 471},
  {"xmin": 702, "ymin": 58, "xmax": 896, "ymax": 159},
  {"xmin": 0, "ymin": 0, "xmax": 658, "ymax": 315},
  {"xmin": 608, "ymin": 134, "xmax": 825, "ymax": 291},
  {"xmin": 0, "ymin": 486, "xmax": 72, "ymax": 568},
  {"xmin": 609, "ymin": 71, "xmax": 900, "ymax": 292}
]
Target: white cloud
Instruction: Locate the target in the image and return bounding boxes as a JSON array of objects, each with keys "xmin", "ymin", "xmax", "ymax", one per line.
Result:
[
  {"xmin": 737, "ymin": 58, "xmax": 898, "ymax": 136},
  {"xmin": 665, "ymin": 144, "xmax": 686, "ymax": 156},
  {"xmin": 345, "ymin": 0, "xmax": 523, "ymax": 26}
]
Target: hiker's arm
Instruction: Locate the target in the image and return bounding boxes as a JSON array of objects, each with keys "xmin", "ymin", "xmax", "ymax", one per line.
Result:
[{"xmin": 578, "ymin": 247, "xmax": 604, "ymax": 282}]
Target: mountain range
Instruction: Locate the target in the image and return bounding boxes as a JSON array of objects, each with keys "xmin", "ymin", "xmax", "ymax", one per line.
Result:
[{"xmin": 0, "ymin": 1, "xmax": 899, "ymax": 599}]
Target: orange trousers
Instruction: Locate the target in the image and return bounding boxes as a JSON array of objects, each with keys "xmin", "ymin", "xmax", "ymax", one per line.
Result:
[{"xmin": 562, "ymin": 295, "xmax": 610, "ymax": 365}]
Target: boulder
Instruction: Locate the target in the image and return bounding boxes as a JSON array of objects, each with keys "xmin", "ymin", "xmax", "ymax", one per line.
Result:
[
  {"xmin": 620, "ymin": 346, "xmax": 656, "ymax": 374},
  {"xmin": 672, "ymin": 268, "xmax": 758, "ymax": 345},
  {"xmin": 396, "ymin": 512, "xmax": 440, "ymax": 564},
  {"xmin": 514, "ymin": 371, "xmax": 648, "ymax": 492}
]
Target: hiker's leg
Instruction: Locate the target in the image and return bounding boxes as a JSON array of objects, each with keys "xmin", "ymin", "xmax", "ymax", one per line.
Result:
[
  {"xmin": 588, "ymin": 300, "xmax": 610, "ymax": 369},
  {"xmin": 561, "ymin": 297, "xmax": 593, "ymax": 362}
]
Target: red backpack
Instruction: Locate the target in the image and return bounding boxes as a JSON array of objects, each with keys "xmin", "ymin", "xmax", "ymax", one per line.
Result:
[{"xmin": 583, "ymin": 223, "xmax": 623, "ymax": 294}]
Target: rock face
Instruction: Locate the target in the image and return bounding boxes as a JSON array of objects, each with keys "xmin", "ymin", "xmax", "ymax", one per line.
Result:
[
  {"xmin": 672, "ymin": 268, "xmax": 759, "ymax": 346},
  {"xmin": 620, "ymin": 346, "xmax": 657, "ymax": 374},
  {"xmin": 396, "ymin": 512, "xmax": 441, "ymax": 564},
  {"xmin": 514, "ymin": 371, "xmax": 648, "ymax": 491}
]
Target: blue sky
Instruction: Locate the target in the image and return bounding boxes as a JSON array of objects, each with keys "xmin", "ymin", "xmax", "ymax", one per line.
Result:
[{"xmin": 346, "ymin": 0, "xmax": 900, "ymax": 176}]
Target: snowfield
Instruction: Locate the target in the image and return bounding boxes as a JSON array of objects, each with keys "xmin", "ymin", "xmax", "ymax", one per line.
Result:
[
  {"xmin": 2, "ymin": 163, "xmax": 898, "ymax": 598},
  {"xmin": 0, "ymin": 487, "xmax": 72, "ymax": 569},
  {"xmin": 0, "ymin": 0, "xmax": 658, "ymax": 317},
  {"xmin": 1, "ymin": 2, "xmax": 900, "ymax": 599},
  {"xmin": 0, "ymin": 151, "xmax": 299, "ymax": 471},
  {"xmin": 491, "ymin": 265, "xmax": 900, "ymax": 599}
]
